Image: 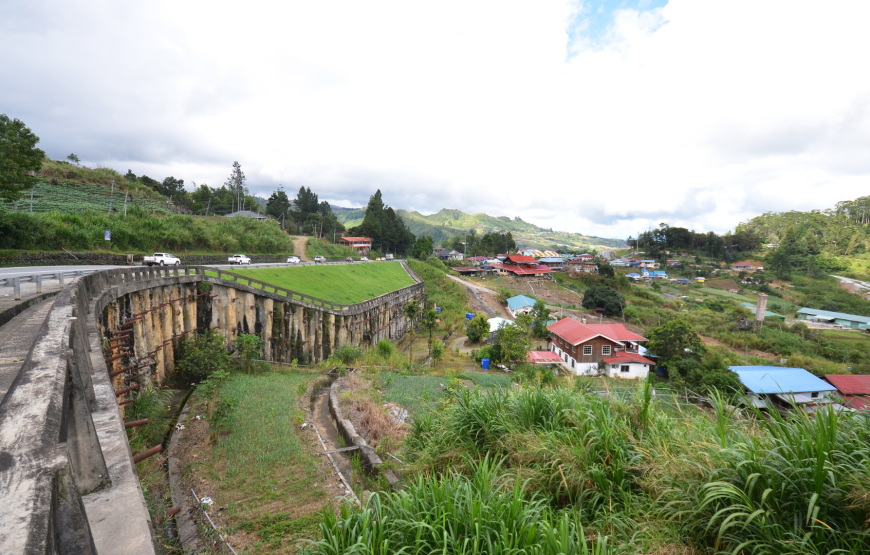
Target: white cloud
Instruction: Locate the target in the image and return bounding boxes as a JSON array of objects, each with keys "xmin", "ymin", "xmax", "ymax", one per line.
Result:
[{"xmin": 1, "ymin": 0, "xmax": 869, "ymax": 238}]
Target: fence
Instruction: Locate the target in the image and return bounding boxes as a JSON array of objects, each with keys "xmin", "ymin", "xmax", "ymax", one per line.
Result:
[
  {"xmin": 0, "ymin": 269, "xmax": 99, "ymax": 299},
  {"xmin": 191, "ymin": 489, "xmax": 239, "ymax": 555}
]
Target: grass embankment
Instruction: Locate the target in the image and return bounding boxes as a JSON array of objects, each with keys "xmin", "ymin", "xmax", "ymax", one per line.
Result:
[
  {"xmin": 184, "ymin": 371, "xmax": 330, "ymax": 553},
  {"xmin": 228, "ymin": 263, "xmax": 415, "ymax": 304},
  {"xmin": 331, "ymin": 382, "xmax": 870, "ymax": 554},
  {"xmin": 305, "ymin": 237, "xmax": 362, "ymax": 259},
  {"xmin": 408, "ymin": 258, "xmax": 471, "ymax": 335},
  {"xmin": 0, "ymin": 210, "xmax": 294, "ymax": 253}
]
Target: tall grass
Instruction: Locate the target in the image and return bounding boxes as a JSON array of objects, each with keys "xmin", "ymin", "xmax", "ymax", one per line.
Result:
[
  {"xmin": 308, "ymin": 456, "xmax": 611, "ymax": 555},
  {"xmin": 405, "ymin": 384, "xmax": 870, "ymax": 554},
  {"xmin": 408, "ymin": 258, "xmax": 472, "ymax": 335},
  {"xmin": 0, "ymin": 210, "xmax": 294, "ymax": 253}
]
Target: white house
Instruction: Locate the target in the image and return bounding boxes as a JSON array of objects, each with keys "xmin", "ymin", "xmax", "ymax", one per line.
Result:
[
  {"xmin": 506, "ymin": 295, "xmax": 537, "ymax": 317},
  {"xmin": 600, "ymin": 352, "xmax": 656, "ymax": 379}
]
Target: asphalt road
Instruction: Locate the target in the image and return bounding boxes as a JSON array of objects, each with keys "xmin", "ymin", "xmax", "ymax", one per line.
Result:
[{"xmin": 0, "ymin": 260, "xmax": 383, "ymax": 279}]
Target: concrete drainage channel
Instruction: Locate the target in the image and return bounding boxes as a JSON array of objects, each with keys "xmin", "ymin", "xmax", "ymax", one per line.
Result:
[{"xmin": 308, "ymin": 370, "xmax": 400, "ymax": 504}]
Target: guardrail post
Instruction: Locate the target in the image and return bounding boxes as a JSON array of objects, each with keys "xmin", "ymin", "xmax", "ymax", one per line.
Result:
[
  {"xmin": 35, "ymin": 274, "xmax": 42, "ymax": 294},
  {"xmin": 13, "ymin": 277, "xmax": 21, "ymax": 300},
  {"xmin": 57, "ymin": 272, "xmax": 64, "ymax": 286}
]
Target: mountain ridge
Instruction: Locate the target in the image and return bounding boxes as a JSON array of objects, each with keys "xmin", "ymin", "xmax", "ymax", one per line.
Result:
[{"xmin": 331, "ymin": 205, "xmax": 626, "ymax": 250}]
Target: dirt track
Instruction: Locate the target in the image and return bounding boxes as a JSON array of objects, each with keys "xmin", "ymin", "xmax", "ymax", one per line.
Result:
[
  {"xmin": 289, "ymin": 235, "xmax": 310, "ymax": 261},
  {"xmin": 446, "ymin": 275, "xmax": 511, "ymax": 318}
]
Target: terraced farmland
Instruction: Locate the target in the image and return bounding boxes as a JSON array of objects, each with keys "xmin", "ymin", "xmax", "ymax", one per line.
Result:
[{"xmin": 0, "ymin": 180, "xmax": 173, "ymax": 214}]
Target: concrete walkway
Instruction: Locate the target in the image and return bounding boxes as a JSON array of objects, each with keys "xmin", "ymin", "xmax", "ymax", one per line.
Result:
[{"xmin": 0, "ymin": 298, "xmax": 55, "ymax": 402}]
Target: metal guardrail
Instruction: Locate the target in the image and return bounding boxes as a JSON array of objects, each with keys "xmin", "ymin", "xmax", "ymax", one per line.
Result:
[
  {"xmin": 0, "ymin": 269, "xmax": 99, "ymax": 299},
  {"xmin": 191, "ymin": 489, "xmax": 239, "ymax": 555}
]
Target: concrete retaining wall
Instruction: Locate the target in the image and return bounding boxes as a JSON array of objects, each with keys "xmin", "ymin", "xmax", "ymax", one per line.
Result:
[{"xmin": 0, "ymin": 263, "xmax": 422, "ymax": 553}]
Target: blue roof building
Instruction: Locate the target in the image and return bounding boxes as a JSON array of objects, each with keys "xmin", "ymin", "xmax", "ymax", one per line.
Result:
[
  {"xmin": 730, "ymin": 366, "xmax": 837, "ymax": 410},
  {"xmin": 506, "ymin": 295, "xmax": 537, "ymax": 316},
  {"xmin": 797, "ymin": 307, "xmax": 870, "ymax": 329}
]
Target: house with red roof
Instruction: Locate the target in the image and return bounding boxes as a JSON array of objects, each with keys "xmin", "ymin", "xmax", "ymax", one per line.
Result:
[
  {"xmin": 496, "ymin": 255, "xmax": 554, "ymax": 278},
  {"xmin": 338, "ymin": 236, "xmax": 372, "ymax": 254},
  {"xmin": 824, "ymin": 374, "xmax": 870, "ymax": 411},
  {"xmin": 547, "ymin": 318, "xmax": 649, "ymax": 376}
]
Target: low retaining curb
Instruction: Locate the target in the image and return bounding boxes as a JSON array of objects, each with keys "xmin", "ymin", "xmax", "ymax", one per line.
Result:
[
  {"xmin": 166, "ymin": 401, "xmax": 201, "ymax": 553},
  {"xmin": 0, "ymin": 290, "xmax": 60, "ymax": 328},
  {"xmin": 328, "ymin": 374, "xmax": 400, "ymax": 487}
]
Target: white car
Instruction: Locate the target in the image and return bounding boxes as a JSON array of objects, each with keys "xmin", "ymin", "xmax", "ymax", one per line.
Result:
[
  {"xmin": 360, "ymin": 256, "xmax": 369, "ymax": 261},
  {"xmin": 313, "ymin": 256, "xmax": 326, "ymax": 263},
  {"xmin": 228, "ymin": 254, "xmax": 251, "ymax": 265},
  {"xmin": 143, "ymin": 253, "xmax": 180, "ymax": 266},
  {"xmin": 287, "ymin": 256, "xmax": 300, "ymax": 264}
]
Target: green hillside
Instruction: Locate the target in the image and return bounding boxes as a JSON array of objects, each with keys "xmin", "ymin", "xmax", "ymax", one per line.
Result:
[{"xmin": 332, "ymin": 205, "xmax": 626, "ymax": 251}]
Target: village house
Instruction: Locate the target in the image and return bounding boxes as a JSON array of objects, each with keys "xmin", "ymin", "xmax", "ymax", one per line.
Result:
[
  {"xmin": 506, "ymin": 295, "xmax": 537, "ymax": 317},
  {"xmin": 731, "ymin": 366, "xmax": 838, "ymax": 412},
  {"xmin": 610, "ymin": 259, "xmax": 630, "ymax": 267},
  {"xmin": 496, "ymin": 255, "xmax": 554, "ymax": 278},
  {"xmin": 547, "ymin": 319, "xmax": 647, "ymax": 375},
  {"xmin": 338, "ymin": 236, "xmax": 372, "ymax": 254},
  {"xmin": 538, "ymin": 257, "xmax": 567, "ymax": 269},
  {"xmin": 433, "ymin": 247, "xmax": 464, "ymax": 261},
  {"xmin": 568, "ymin": 259, "xmax": 597, "ymax": 274},
  {"xmin": 640, "ymin": 259, "xmax": 659, "ymax": 268},
  {"xmin": 577, "ymin": 253, "xmax": 594, "ymax": 261},
  {"xmin": 824, "ymin": 374, "xmax": 870, "ymax": 411}
]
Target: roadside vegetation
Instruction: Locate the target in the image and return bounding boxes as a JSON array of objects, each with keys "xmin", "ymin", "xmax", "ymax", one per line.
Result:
[
  {"xmin": 0, "ymin": 209, "xmax": 295, "ymax": 253},
  {"xmin": 228, "ymin": 263, "xmax": 415, "ymax": 304},
  {"xmin": 304, "ymin": 237, "xmax": 362, "ymax": 259}
]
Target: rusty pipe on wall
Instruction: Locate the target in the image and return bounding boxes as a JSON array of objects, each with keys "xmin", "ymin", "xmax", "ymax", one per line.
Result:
[
  {"xmin": 124, "ymin": 419, "xmax": 149, "ymax": 429},
  {"xmin": 133, "ymin": 445, "xmax": 162, "ymax": 463},
  {"xmin": 105, "ymin": 351, "xmax": 130, "ymax": 363},
  {"xmin": 114, "ymin": 384, "xmax": 139, "ymax": 397}
]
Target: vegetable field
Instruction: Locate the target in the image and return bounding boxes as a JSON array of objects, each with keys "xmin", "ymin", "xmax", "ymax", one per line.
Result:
[{"xmin": 0, "ymin": 180, "xmax": 173, "ymax": 214}]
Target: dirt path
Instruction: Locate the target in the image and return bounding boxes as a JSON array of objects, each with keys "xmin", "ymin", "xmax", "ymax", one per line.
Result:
[
  {"xmin": 446, "ymin": 274, "xmax": 511, "ymax": 318},
  {"xmin": 290, "ymin": 235, "xmax": 310, "ymax": 261},
  {"xmin": 701, "ymin": 335, "xmax": 778, "ymax": 361}
]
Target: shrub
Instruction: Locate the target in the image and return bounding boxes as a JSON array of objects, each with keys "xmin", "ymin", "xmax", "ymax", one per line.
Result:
[
  {"xmin": 176, "ymin": 329, "xmax": 231, "ymax": 381},
  {"xmin": 465, "ymin": 314, "xmax": 489, "ymax": 343}
]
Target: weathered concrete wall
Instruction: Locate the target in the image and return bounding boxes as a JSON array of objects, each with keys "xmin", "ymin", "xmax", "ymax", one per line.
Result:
[{"xmin": 0, "ymin": 262, "xmax": 423, "ymax": 554}]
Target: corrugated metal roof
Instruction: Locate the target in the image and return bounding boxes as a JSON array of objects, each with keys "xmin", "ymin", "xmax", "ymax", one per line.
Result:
[
  {"xmin": 729, "ymin": 366, "xmax": 837, "ymax": 394},
  {"xmin": 602, "ymin": 352, "xmax": 656, "ymax": 365},
  {"xmin": 797, "ymin": 307, "xmax": 870, "ymax": 324},
  {"xmin": 538, "ymin": 257, "xmax": 566, "ymax": 263},
  {"xmin": 527, "ymin": 351, "xmax": 563, "ymax": 363},
  {"xmin": 547, "ymin": 319, "xmax": 647, "ymax": 345},
  {"xmin": 506, "ymin": 295, "xmax": 537, "ymax": 310},
  {"xmin": 824, "ymin": 374, "xmax": 870, "ymax": 395}
]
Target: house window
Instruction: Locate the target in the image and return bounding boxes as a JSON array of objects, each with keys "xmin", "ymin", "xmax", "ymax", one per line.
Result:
[
  {"xmin": 571, "ymin": 360, "xmax": 574, "ymax": 368},
  {"xmin": 811, "ymin": 392, "xmax": 819, "ymax": 398},
  {"xmin": 583, "ymin": 345, "xmax": 592, "ymax": 356},
  {"xmin": 602, "ymin": 345, "xmax": 611, "ymax": 355},
  {"xmin": 620, "ymin": 365, "xmax": 630, "ymax": 373},
  {"xmin": 611, "ymin": 364, "xmax": 618, "ymax": 369}
]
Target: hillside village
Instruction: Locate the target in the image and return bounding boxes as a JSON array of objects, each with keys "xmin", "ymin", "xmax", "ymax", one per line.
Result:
[{"xmin": 5, "ymin": 119, "xmax": 870, "ymax": 555}]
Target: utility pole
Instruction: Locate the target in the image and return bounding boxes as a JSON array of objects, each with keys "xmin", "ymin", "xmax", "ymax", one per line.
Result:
[
  {"xmin": 108, "ymin": 179, "xmax": 115, "ymax": 213},
  {"xmin": 29, "ymin": 171, "xmax": 34, "ymax": 213},
  {"xmin": 123, "ymin": 192, "xmax": 128, "ymax": 217},
  {"xmin": 205, "ymin": 197, "xmax": 211, "ymax": 217}
]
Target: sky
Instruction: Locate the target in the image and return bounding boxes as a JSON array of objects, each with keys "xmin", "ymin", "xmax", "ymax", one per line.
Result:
[{"xmin": 2, "ymin": 0, "xmax": 869, "ymax": 240}]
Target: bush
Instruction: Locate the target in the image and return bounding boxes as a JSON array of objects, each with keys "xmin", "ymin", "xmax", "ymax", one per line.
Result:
[
  {"xmin": 581, "ymin": 286, "xmax": 625, "ymax": 317},
  {"xmin": 334, "ymin": 344, "xmax": 364, "ymax": 364},
  {"xmin": 465, "ymin": 314, "xmax": 489, "ymax": 343},
  {"xmin": 176, "ymin": 329, "xmax": 232, "ymax": 381},
  {"xmin": 376, "ymin": 338, "xmax": 395, "ymax": 360}
]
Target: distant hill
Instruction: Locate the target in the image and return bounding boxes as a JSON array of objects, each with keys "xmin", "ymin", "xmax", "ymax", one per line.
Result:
[{"xmin": 332, "ymin": 205, "xmax": 626, "ymax": 251}]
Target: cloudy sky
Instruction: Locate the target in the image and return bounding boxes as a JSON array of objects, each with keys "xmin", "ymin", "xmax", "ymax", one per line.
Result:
[{"xmin": 2, "ymin": 0, "xmax": 869, "ymax": 239}]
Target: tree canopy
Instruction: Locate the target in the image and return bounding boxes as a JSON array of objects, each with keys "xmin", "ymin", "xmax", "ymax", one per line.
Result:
[
  {"xmin": 266, "ymin": 187, "xmax": 292, "ymax": 222},
  {"xmin": 581, "ymin": 286, "xmax": 625, "ymax": 317},
  {"xmin": 645, "ymin": 320, "xmax": 706, "ymax": 366},
  {"xmin": 352, "ymin": 190, "xmax": 415, "ymax": 254},
  {"xmin": 0, "ymin": 114, "xmax": 45, "ymax": 202}
]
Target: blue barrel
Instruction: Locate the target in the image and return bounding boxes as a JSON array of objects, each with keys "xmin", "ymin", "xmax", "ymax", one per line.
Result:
[
  {"xmin": 466, "ymin": 312, "xmax": 474, "ymax": 320},
  {"xmin": 436, "ymin": 307, "xmax": 441, "ymax": 313},
  {"xmin": 481, "ymin": 358, "xmax": 490, "ymax": 370}
]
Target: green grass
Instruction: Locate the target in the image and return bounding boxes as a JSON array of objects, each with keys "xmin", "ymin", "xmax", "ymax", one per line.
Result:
[
  {"xmin": 190, "ymin": 371, "xmax": 328, "ymax": 553},
  {"xmin": 408, "ymin": 258, "xmax": 472, "ymax": 335},
  {"xmin": 305, "ymin": 237, "xmax": 363, "ymax": 259},
  {"xmin": 457, "ymin": 371, "xmax": 512, "ymax": 388},
  {"xmin": 229, "ymin": 263, "xmax": 415, "ymax": 304},
  {"xmin": 0, "ymin": 210, "xmax": 295, "ymax": 253},
  {"xmin": 376, "ymin": 372, "xmax": 447, "ymax": 415}
]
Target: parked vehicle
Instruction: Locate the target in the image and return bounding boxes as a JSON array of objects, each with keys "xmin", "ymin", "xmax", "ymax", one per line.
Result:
[
  {"xmin": 385, "ymin": 254, "xmax": 394, "ymax": 260},
  {"xmin": 287, "ymin": 256, "xmax": 300, "ymax": 264},
  {"xmin": 360, "ymin": 256, "xmax": 369, "ymax": 261},
  {"xmin": 314, "ymin": 256, "xmax": 326, "ymax": 263},
  {"xmin": 228, "ymin": 254, "xmax": 251, "ymax": 265},
  {"xmin": 144, "ymin": 253, "xmax": 180, "ymax": 266},
  {"xmin": 345, "ymin": 257, "xmax": 353, "ymax": 262}
]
